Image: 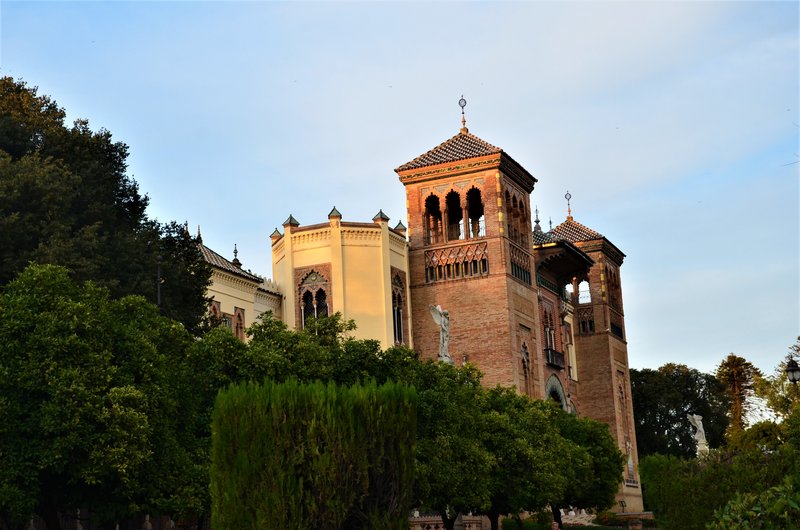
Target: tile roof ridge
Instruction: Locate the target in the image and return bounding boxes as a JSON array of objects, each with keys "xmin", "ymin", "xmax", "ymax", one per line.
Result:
[
  {"xmin": 199, "ymin": 242, "xmax": 263, "ymax": 282},
  {"xmin": 395, "ymin": 129, "xmax": 502, "ymax": 172}
]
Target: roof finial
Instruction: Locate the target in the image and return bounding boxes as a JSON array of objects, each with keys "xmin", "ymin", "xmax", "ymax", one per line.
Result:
[
  {"xmin": 196, "ymin": 224, "xmax": 202, "ymax": 243},
  {"xmin": 565, "ymin": 191, "xmax": 573, "ymax": 220},
  {"xmin": 458, "ymin": 95, "xmax": 468, "ymax": 133},
  {"xmin": 232, "ymin": 244, "xmax": 241, "ymax": 268},
  {"xmin": 533, "ymin": 205, "xmax": 542, "ymax": 233},
  {"xmin": 549, "ymin": 216, "xmax": 553, "ymax": 231}
]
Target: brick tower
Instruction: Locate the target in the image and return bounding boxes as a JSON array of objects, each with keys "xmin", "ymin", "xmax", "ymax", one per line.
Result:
[
  {"xmin": 551, "ymin": 212, "xmax": 644, "ymax": 512},
  {"xmin": 394, "ymin": 119, "xmax": 543, "ymax": 393}
]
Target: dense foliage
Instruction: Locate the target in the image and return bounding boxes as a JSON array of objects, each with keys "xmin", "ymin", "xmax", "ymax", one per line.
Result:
[
  {"xmin": 630, "ymin": 364, "xmax": 729, "ymax": 458},
  {"xmin": 716, "ymin": 354, "xmax": 763, "ymax": 436},
  {"xmin": 708, "ymin": 477, "xmax": 800, "ymax": 529},
  {"xmin": 639, "ymin": 417, "xmax": 800, "ymax": 530},
  {"xmin": 211, "ymin": 379, "xmax": 417, "ymax": 530},
  {"xmin": 0, "ymin": 265, "xmax": 625, "ymax": 530},
  {"xmin": 756, "ymin": 338, "xmax": 800, "ymax": 419},
  {"xmin": 0, "ymin": 77, "xmax": 210, "ymax": 333},
  {"xmin": 0, "ymin": 265, "xmax": 198, "ymax": 529}
]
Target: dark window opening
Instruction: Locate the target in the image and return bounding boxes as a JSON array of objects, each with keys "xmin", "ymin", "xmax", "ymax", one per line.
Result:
[
  {"xmin": 466, "ymin": 187, "xmax": 485, "ymax": 238},
  {"xmin": 424, "ymin": 195, "xmax": 443, "ymax": 245},
  {"xmin": 445, "ymin": 191, "xmax": 463, "ymax": 241}
]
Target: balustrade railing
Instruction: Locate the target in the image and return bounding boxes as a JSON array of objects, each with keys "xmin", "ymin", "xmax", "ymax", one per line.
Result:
[{"xmin": 545, "ymin": 347, "xmax": 565, "ymax": 369}]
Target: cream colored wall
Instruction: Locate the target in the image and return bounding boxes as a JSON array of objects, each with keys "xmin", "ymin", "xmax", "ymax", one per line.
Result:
[
  {"xmin": 208, "ymin": 270, "xmax": 258, "ymax": 328},
  {"xmin": 208, "ymin": 271, "xmax": 283, "ymax": 341},
  {"xmin": 255, "ymin": 280, "xmax": 282, "ymax": 321},
  {"xmin": 271, "ymin": 217, "xmax": 410, "ymax": 351}
]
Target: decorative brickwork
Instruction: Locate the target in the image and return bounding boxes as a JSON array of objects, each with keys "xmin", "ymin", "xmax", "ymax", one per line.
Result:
[
  {"xmin": 293, "ymin": 264, "xmax": 332, "ymax": 327},
  {"xmin": 424, "ymin": 242, "xmax": 489, "ymax": 282}
]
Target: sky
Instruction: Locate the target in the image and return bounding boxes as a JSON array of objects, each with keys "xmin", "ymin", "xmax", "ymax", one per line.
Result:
[{"xmin": 1, "ymin": 0, "xmax": 797, "ymax": 374}]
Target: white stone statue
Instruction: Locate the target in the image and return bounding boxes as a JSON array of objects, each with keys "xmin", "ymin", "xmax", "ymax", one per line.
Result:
[
  {"xmin": 688, "ymin": 413, "xmax": 709, "ymax": 456},
  {"xmin": 429, "ymin": 305, "xmax": 453, "ymax": 364}
]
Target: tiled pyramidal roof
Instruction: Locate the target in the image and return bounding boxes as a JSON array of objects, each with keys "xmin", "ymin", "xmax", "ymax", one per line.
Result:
[
  {"xmin": 199, "ymin": 244, "xmax": 263, "ymax": 282},
  {"xmin": 551, "ymin": 218, "xmax": 604, "ymax": 243},
  {"xmin": 532, "ymin": 229, "xmax": 557, "ymax": 245},
  {"xmin": 396, "ymin": 130, "xmax": 502, "ymax": 171}
]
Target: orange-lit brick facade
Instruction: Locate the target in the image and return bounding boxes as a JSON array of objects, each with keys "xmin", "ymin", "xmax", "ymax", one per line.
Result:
[{"xmin": 395, "ymin": 125, "xmax": 643, "ymax": 512}]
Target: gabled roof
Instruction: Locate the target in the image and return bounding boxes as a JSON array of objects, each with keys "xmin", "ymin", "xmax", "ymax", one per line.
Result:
[
  {"xmin": 395, "ymin": 129, "xmax": 502, "ymax": 171},
  {"xmin": 551, "ymin": 217, "xmax": 604, "ymax": 243},
  {"xmin": 200, "ymin": 244, "xmax": 263, "ymax": 283}
]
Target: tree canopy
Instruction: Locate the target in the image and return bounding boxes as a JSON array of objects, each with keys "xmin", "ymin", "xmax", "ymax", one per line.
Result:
[
  {"xmin": 716, "ymin": 353, "xmax": 763, "ymax": 436},
  {"xmin": 0, "ymin": 265, "xmax": 198, "ymax": 529},
  {"xmin": 631, "ymin": 364, "xmax": 729, "ymax": 458},
  {"xmin": 0, "ymin": 77, "xmax": 210, "ymax": 333}
]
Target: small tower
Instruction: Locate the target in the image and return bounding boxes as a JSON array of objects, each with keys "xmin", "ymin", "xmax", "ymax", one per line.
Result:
[
  {"xmin": 551, "ymin": 204, "xmax": 643, "ymax": 512},
  {"xmin": 395, "ymin": 98, "xmax": 541, "ymax": 392}
]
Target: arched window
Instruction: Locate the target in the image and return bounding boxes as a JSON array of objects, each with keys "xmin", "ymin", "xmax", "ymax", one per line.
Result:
[
  {"xmin": 521, "ymin": 342, "xmax": 531, "ymax": 394},
  {"xmin": 466, "ymin": 187, "xmax": 484, "ymax": 238},
  {"xmin": 302, "ymin": 290, "xmax": 314, "ymax": 328},
  {"xmin": 298, "ymin": 269, "xmax": 330, "ymax": 329},
  {"xmin": 392, "ymin": 290, "xmax": 404, "ymax": 344},
  {"xmin": 234, "ymin": 310, "xmax": 245, "ymax": 341},
  {"xmin": 545, "ymin": 375, "xmax": 568, "ymax": 411},
  {"xmin": 424, "ymin": 194, "xmax": 443, "ymax": 245},
  {"xmin": 445, "ymin": 191, "xmax": 463, "ymax": 241},
  {"xmin": 578, "ymin": 280, "xmax": 591, "ymax": 304},
  {"xmin": 315, "ymin": 289, "xmax": 328, "ymax": 318}
]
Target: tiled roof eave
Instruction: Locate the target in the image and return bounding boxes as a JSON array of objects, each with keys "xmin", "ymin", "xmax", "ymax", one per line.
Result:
[{"xmin": 396, "ymin": 152, "xmax": 503, "ymax": 183}]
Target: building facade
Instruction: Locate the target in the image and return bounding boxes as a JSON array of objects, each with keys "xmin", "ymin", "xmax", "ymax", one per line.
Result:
[{"xmin": 206, "ymin": 120, "xmax": 643, "ymax": 511}]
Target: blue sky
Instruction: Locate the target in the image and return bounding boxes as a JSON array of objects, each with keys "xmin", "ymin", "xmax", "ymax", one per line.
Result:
[{"xmin": 1, "ymin": 1, "xmax": 797, "ymax": 374}]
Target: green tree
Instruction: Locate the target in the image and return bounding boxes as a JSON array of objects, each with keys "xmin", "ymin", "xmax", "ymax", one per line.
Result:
[
  {"xmin": 0, "ymin": 77, "xmax": 210, "ymax": 333},
  {"xmin": 387, "ymin": 361, "xmax": 493, "ymax": 530},
  {"xmin": 0, "ymin": 265, "xmax": 196, "ymax": 529},
  {"xmin": 755, "ymin": 337, "xmax": 800, "ymax": 419},
  {"xmin": 631, "ymin": 364, "xmax": 729, "ymax": 458},
  {"xmin": 553, "ymin": 409, "xmax": 625, "ymax": 515},
  {"xmin": 478, "ymin": 389, "xmax": 574, "ymax": 530},
  {"xmin": 246, "ymin": 315, "xmax": 492, "ymax": 530},
  {"xmin": 716, "ymin": 354, "xmax": 763, "ymax": 435},
  {"xmin": 640, "ymin": 417, "xmax": 800, "ymax": 530}
]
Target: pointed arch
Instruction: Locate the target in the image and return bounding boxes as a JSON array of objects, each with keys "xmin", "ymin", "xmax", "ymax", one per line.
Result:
[
  {"xmin": 445, "ymin": 190, "xmax": 463, "ymax": 241},
  {"xmin": 545, "ymin": 374, "xmax": 568, "ymax": 411},
  {"xmin": 466, "ymin": 186, "xmax": 485, "ymax": 238}
]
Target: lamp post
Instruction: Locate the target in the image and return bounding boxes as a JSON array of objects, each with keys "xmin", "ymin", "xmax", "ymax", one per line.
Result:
[{"xmin": 785, "ymin": 358, "xmax": 800, "ymax": 385}]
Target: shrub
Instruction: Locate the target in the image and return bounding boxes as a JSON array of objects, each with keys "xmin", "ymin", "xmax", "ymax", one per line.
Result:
[
  {"xmin": 708, "ymin": 478, "xmax": 800, "ymax": 529},
  {"xmin": 210, "ymin": 379, "xmax": 416, "ymax": 530}
]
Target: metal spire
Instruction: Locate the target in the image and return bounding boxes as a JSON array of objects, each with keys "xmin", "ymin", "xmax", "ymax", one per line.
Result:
[
  {"xmin": 565, "ymin": 191, "xmax": 573, "ymax": 220},
  {"xmin": 459, "ymin": 95, "xmax": 468, "ymax": 133},
  {"xmin": 533, "ymin": 205, "xmax": 542, "ymax": 233}
]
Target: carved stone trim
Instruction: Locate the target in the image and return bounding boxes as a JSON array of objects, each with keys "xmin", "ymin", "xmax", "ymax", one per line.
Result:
[{"xmin": 293, "ymin": 263, "xmax": 332, "ymax": 327}]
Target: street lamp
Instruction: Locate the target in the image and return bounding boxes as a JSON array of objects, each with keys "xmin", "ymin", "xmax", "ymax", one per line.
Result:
[{"xmin": 785, "ymin": 359, "xmax": 800, "ymax": 385}]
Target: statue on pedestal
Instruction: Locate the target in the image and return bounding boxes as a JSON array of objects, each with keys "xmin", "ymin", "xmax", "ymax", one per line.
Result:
[
  {"xmin": 687, "ymin": 413, "xmax": 709, "ymax": 456},
  {"xmin": 429, "ymin": 305, "xmax": 454, "ymax": 364}
]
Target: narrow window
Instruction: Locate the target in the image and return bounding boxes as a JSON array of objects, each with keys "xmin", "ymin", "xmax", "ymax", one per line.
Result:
[
  {"xmin": 445, "ymin": 191, "xmax": 463, "ymax": 241},
  {"xmin": 315, "ymin": 289, "xmax": 328, "ymax": 318},
  {"xmin": 234, "ymin": 310, "xmax": 245, "ymax": 341},
  {"xmin": 466, "ymin": 187, "xmax": 485, "ymax": 238},
  {"xmin": 302, "ymin": 290, "xmax": 314, "ymax": 328},
  {"xmin": 392, "ymin": 290, "xmax": 404, "ymax": 344},
  {"xmin": 424, "ymin": 195, "xmax": 443, "ymax": 244},
  {"xmin": 578, "ymin": 280, "xmax": 591, "ymax": 304}
]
